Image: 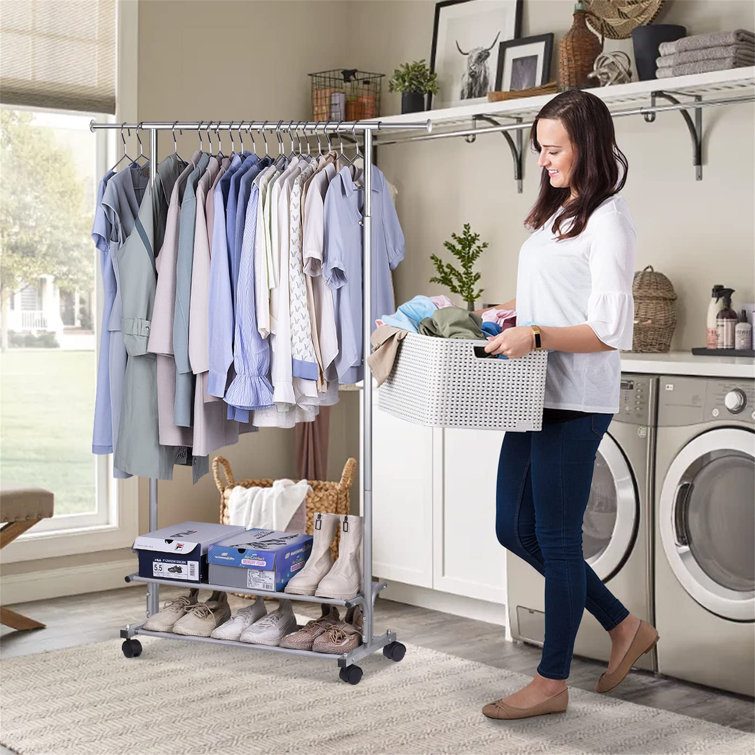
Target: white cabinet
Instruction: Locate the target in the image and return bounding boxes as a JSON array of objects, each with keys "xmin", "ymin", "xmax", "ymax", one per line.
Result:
[{"xmin": 373, "ymin": 391, "xmax": 507, "ymax": 606}]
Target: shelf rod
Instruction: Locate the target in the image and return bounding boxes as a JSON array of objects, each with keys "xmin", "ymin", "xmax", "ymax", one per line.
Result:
[
  {"xmin": 90, "ymin": 119, "xmax": 432, "ymax": 133},
  {"xmin": 374, "ymin": 93, "xmax": 755, "ymax": 146}
]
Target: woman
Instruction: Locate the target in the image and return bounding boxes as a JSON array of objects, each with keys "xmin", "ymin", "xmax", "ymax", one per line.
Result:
[{"xmin": 479, "ymin": 89, "xmax": 659, "ymax": 721}]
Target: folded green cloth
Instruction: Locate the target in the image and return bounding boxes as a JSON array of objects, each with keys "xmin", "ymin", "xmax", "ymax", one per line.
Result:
[{"xmin": 418, "ymin": 307, "xmax": 486, "ymax": 339}]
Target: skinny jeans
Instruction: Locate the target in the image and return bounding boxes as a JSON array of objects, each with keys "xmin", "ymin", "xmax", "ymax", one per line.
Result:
[{"xmin": 496, "ymin": 412, "xmax": 629, "ymax": 680}]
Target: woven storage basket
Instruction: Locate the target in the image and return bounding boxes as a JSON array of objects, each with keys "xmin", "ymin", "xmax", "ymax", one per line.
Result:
[
  {"xmin": 632, "ymin": 264, "xmax": 677, "ymax": 352},
  {"xmin": 559, "ymin": 4, "xmax": 603, "ymax": 88},
  {"xmin": 379, "ymin": 332, "xmax": 548, "ymax": 431},
  {"xmin": 213, "ymin": 456, "xmax": 355, "ymax": 562}
]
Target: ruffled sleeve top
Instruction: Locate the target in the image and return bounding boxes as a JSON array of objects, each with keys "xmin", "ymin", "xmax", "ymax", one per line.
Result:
[{"xmin": 516, "ymin": 195, "xmax": 636, "ymax": 413}]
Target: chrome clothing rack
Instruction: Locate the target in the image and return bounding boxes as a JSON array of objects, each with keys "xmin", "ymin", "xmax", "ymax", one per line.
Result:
[{"xmin": 91, "ymin": 117, "xmax": 431, "ymax": 683}]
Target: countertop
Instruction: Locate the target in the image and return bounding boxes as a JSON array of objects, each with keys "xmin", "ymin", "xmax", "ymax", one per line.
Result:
[{"xmin": 620, "ymin": 351, "xmax": 755, "ymax": 379}]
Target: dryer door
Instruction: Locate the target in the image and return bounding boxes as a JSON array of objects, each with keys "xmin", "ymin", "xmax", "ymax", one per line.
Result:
[
  {"xmin": 659, "ymin": 427, "xmax": 755, "ymax": 621},
  {"xmin": 582, "ymin": 433, "xmax": 639, "ymax": 582}
]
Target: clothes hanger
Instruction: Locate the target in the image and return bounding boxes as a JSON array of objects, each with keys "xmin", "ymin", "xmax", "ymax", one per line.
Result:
[
  {"xmin": 214, "ymin": 121, "xmax": 225, "ymax": 159},
  {"xmin": 237, "ymin": 121, "xmax": 247, "ymax": 155},
  {"xmin": 133, "ymin": 124, "xmax": 150, "ymax": 167},
  {"xmin": 172, "ymin": 121, "xmax": 184, "ymax": 161},
  {"xmin": 246, "ymin": 122, "xmax": 258, "ymax": 157},
  {"xmin": 300, "ymin": 121, "xmax": 310, "ymax": 157},
  {"xmin": 287, "ymin": 120, "xmax": 297, "ymax": 160},
  {"xmin": 260, "ymin": 121, "xmax": 271, "ymax": 160},
  {"xmin": 312, "ymin": 122, "xmax": 323, "ymax": 157},
  {"xmin": 197, "ymin": 120, "xmax": 205, "ymax": 154},
  {"xmin": 108, "ymin": 124, "xmax": 133, "ymax": 172},
  {"xmin": 204, "ymin": 121, "xmax": 214, "ymax": 156},
  {"xmin": 227, "ymin": 121, "xmax": 237, "ymax": 155}
]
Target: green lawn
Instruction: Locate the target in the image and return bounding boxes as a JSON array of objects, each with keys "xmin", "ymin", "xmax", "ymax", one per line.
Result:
[{"xmin": 1, "ymin": 349, "xmax": 97, "ymax": 516}]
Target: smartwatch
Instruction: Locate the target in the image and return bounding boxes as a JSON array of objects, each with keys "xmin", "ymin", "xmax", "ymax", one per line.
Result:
[{"xmin": 531, "ymin": 325, "xmax": 543, "ymax": 351}]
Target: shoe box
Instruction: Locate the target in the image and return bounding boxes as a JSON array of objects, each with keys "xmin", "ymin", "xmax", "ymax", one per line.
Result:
[
  {"xmin": 208, "ymin": 529, "xmax": 313, "ymax": 592},
  {"xmin": 133, "ymin": 521, "xmax": 247, "ymax": 584}
]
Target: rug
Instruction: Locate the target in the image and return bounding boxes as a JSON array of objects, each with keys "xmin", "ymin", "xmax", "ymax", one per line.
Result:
[{"xmin": 1, "ymin": 638, "xmax": 752, "ymax": 755}]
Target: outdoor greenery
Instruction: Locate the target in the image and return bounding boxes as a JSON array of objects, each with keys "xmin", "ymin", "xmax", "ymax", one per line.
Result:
[
  {"xmin": 0, "ymin": 350, "xmax": 95, "ymax": 516},
  {"xmin": 388, "ymin": 60, "xmax": 439, "ymax": 94},
  {"xmin": 0, "ymin": 110, "xmax": 94, "ymax": 350},
  {"xmin": 429, "ymin": 223, "xmax": 488, "ymax": 310}
]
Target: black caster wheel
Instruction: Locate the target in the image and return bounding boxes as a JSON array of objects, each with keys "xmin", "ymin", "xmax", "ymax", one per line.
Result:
[
  {"xmin": 121, "ymin": 639, "xmax": 142, "ymax": 658},
  {"xmin": 383, "ymin": 641, "xmax": 406, "ymax": 662},
  {"xmin": 339, "ymin": 665, "xmax": 363, "ymax": 685}
]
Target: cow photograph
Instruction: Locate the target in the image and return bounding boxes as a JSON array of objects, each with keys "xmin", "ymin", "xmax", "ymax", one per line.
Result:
[{"xmin": 430, "ymin": 0, "xmax": 522, "ymax": 109}]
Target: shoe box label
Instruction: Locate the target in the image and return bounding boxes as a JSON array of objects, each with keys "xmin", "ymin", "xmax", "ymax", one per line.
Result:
[
  {"xmin": 246, "ymin": 569, "xmax": 276, "ymax": 591},
  {"xmin": 152, "ymin": 559, "xmax": 199, "ymax": 581}
]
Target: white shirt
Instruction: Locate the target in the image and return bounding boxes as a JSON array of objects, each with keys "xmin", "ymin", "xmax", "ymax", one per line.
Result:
[{"xmin": 516, "ymin": 195, "xmax": 636, "ymax": 414}]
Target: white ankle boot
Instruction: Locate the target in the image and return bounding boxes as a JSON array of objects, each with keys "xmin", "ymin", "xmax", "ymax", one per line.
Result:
[
  {"xmin": 284, "ymin": 512, "xmax": 340, "ymax": 596},
  {"xmin": 315, "ymin": 515, "xmax": 363, "ymax": 600}
]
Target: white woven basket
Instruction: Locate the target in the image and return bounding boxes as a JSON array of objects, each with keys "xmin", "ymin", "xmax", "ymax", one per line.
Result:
[{"xmin": 378, "ymin": 332, "xmax": 548, "ymax": 432}]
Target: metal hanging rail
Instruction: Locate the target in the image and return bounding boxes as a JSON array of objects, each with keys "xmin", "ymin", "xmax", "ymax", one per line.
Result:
[{"xmin": 97, "ymin": 116, "xmax": 431, "ymax": 684}]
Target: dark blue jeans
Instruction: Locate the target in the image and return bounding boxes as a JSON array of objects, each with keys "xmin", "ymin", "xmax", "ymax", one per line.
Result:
[{"xmin": 496, "ymin": 413, "xmax": 630, "ymax": 680}]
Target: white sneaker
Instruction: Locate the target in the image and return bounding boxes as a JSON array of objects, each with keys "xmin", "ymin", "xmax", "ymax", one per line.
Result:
[
  {"xmin": 210, "ymin": 597, "xmax": 267, "ymax": 641},
  {"xmin": 143, "ymin": 589, "xmax": 199, "ymax": 632},
  {"xmin": 172, "ymin": 591, "xmax": 231, "ymax": 637},
  {"xmin": 239, "ymin": 600, "xmax": 296, "ymax": 646}
]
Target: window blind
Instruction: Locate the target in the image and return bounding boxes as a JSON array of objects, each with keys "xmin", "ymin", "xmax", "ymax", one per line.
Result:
[{"xmin": 0, "ymin": 0, "xmax": 116, "ymax": 114}]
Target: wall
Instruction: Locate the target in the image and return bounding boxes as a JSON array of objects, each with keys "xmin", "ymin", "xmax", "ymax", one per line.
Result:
[{"xmin": 350, "ymin": 0, "xmax": 755, "ymax": 343}]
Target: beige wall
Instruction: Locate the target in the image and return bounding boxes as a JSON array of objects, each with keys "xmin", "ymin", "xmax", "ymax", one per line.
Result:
[{"xmin": 352, "ymin": 0, "xmax": 755, "ymax": 345}]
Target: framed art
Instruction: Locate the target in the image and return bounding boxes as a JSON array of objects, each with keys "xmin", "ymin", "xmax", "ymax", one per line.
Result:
[
  {"xmin": 495, "ymin": 33, "xmax": 554, "ymax": 92},
  {"xmin": 429, "ymin": 0, "xmax": 523, "ymax": 110}
]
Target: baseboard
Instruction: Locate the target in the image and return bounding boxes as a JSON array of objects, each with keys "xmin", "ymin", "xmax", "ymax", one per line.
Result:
[
  {"xmin": 379, "ymin": 581, "xmax": 508, "ymax": 628},
  {"xmin": 1, "ymin": 558, "xmax": 137, "ymax": 605}
]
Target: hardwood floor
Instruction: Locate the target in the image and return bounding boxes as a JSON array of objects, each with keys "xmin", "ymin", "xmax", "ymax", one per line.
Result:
[{"xmin": 1, "ymin": 585, "xmax": 753, "ymax": 746}]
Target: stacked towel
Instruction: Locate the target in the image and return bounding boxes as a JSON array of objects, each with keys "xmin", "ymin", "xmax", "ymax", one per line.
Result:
[{"xmin": 656, "ymin": 29, "xmax": 754, "ymax": 78}]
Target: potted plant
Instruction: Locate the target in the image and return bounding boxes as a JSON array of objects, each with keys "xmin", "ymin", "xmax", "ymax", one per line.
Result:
[
  {"xmin": 388, "ymin": 59, "xmax": 438, "ymax": 114},
  {"xmin": 429, "ymin": 223, "xmax": 487, "ymax": 311}
]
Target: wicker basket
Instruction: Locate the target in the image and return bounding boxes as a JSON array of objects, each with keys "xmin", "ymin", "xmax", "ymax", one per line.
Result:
[
  {"xmin": 213, "ymin": 456, "xmax": 355, "ymax": 562},
  {"xmin": 379, "ymin": 333, "xmax": 548, "ymax": 432},
  {"xmin": 632, "ymin": 265, "xmax": 677, "ymax": 353},
  {"xmin": 559, "ymin": 3, "xmax": 603, "ymax": 88}
]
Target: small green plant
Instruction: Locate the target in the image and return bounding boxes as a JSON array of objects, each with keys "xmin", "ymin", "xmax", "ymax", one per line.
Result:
[
  {"xmin": 429, "ymin": 223, "xmax": 487, "ymax": 310},
  {"xmin": 388, "ymin": 60, "xmax": 439, "ymax": 94}
]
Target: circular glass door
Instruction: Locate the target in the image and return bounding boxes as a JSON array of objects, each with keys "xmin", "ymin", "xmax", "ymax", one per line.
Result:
[
  {"xmin": 659, "ymin": 427, "xmax": 755, "ymax": 621},
  {"xmin": 582, "ymin": 433, "xmax": 639, "ymax": 581}
]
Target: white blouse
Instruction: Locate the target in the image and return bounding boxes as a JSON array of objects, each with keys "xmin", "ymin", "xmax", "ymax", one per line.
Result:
[{"xmin": 516, "ymin": 195, "xmax": 636, "ymax": 414}]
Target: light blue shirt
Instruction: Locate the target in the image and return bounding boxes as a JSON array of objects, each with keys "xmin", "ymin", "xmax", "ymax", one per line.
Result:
[{"xmin": 323, "ymin": 165, "xmax": 405, "ymax": 383}]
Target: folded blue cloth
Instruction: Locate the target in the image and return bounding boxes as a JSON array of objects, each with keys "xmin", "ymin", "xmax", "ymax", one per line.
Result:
[
  {"xmin": 380, "ymin": 295, "xmax": 437, "ymax": 333},
  {"xmin": 481, "ymin": 322, "xmax": 502, "ymax": 337}
]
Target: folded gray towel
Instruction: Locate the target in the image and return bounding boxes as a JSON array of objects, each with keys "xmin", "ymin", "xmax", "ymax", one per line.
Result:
[
  {"xmin": 656, "ymin": 44, "xmax": 755, "ymax": 66},
  {"xmin": 658, "ymin": 29, "xmax": 754, "ymax": 56},
  {"xmin": 656, "ymin": 57, "xmax": 754, "ymax": 78}
]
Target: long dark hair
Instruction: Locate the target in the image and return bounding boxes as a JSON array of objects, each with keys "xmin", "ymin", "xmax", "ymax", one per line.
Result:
[{"xmin": 524, "ymin": 89, "xmax": 628, "ymax": 240}]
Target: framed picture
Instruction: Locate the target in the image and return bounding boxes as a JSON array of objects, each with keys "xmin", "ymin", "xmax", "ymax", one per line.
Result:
[
  {"xmin": 430, "ymin": 0, "xmax": 523, "ymax": 110},
  {"xmin": 495, "ymin": 33, "xmax": 554, "ymax": 92}
]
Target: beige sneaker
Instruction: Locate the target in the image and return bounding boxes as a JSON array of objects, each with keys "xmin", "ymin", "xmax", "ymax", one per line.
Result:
[
  {"xmin": 172, "ymin": 591, "xmax": 231, "ymax": 637},
  {"xmin": 143, "ymin": 589, "xmax": 199, "ymax": 632},
  {"xmin": 312, "ymin": 605, "xmax": 363, "ymax": 654},
  {"xmin": 279, "ymin": 605, "xmax": 340, "ymax": 650}
]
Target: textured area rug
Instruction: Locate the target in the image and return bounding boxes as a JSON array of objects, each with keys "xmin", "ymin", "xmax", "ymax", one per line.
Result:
[{"xmin": 1, "ymin": 638, "xmax": 752, "ymax": 755}]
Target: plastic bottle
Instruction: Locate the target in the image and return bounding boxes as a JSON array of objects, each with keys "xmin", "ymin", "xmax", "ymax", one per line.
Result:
[
  {"xmin": 706, "ymin": 284, "xmax": 725, "ymax": 349},
  {"xmin": 716, "ymin": 288, "xmax": 738, "ymax": 349},
  {"xmin": 735, "ymin": 310, "xmax": 752, "ymax": 351}
]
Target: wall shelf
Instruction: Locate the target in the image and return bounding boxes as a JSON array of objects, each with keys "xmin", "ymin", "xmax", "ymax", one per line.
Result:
[{"xmin": 374, "ymin": 66, "xmax": 755, "ymax": 189}]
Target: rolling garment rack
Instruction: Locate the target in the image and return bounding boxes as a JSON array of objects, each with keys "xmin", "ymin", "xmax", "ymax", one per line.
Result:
[{"xmin": 90, "ymin": 117, "xmax": 431, "ymax": 685}]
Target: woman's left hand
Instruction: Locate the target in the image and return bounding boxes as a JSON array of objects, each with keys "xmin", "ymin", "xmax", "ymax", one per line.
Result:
[{"xmin": 483, "ymin": 326, "xmax": 534, "ymax": 359}]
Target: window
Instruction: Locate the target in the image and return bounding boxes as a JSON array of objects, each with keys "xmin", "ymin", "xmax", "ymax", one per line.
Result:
[{"xmin": 0, "ymin": 106, "xmax": 133, "ymax": 551}]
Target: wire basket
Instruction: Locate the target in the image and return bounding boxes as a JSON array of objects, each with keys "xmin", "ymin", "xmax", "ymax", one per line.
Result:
[
  {"xmin": 213, "ymin": 455, "xmax": 355, "ymax": 562},
  {"xmin": 309, "ymin": 68, "xmax": 383, "ymax": 121},
  {"xmin": 379, "ymin": 333, "xmax": 548, "ymax": 432}
]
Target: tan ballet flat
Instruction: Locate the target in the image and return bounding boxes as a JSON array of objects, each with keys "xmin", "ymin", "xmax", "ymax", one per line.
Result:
[
  {"xmin": 596, "ymin": 619, "xmax": 659, "ymax": 693},
  {"xmin": 482, "ymin": 689, "xmax": 568, "ymax": 720}
]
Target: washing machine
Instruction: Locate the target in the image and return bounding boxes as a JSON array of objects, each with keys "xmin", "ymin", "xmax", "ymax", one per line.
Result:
[
  {"xmin": 654, "ymin": 375, "xmax": 754, "ymax": 697},
  {"xmin": 507, "ymin": 374, "xmax": 657, "ymax": 670}
]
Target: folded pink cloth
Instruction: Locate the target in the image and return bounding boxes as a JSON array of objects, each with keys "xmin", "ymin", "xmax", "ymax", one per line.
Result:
[
  {"xmin": 429, "ymin": 294, "xmax": 456, "ymax": 309},
  {"xmin": 481, "ymin": 308, "xmax": 517, "ymax": 329}
]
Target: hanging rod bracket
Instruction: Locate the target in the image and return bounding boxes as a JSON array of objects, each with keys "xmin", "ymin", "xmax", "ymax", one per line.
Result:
[
  {"xmin": 646, "ymin": 91, "xmax": 703, "ymax": 180},
  {"xmin": 474, "ymin": 115, "xmax": 523, "ymax": 193}
]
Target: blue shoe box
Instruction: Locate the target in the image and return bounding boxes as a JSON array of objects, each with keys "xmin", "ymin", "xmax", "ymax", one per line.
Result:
[
  {"xmin": 133, "ymin": 521, "xmax": 247, "ymax": 584},
  {"xmin": 208, "ymin": 529, "xmax": 313, "ymax": 592}
]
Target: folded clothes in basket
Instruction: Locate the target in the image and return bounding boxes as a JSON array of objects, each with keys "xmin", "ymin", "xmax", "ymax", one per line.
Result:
[
  {"xmin": 378, "ymin": 295, "xmax": 437, "ymax": 333},
  {"xmin": 418, "ymin": 307, "xmax": 486, "ymax": 339}
]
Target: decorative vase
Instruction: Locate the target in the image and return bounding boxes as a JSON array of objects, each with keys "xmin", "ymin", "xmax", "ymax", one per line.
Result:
[
  {"xmin": 401, "ymin": 91, "xmax": 425, "ymax": 114},
  {"xmin": 558, "ymin": 1, "xmax": 603, "ymax": 89},
  {"xmin": 632, "ymin": 24, "xmax": 686, "ymax": 81}
]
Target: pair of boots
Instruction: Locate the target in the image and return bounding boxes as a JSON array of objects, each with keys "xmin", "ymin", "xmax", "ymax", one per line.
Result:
[{"xmin": 285, "ymin": 513, "xmax": 363, "ymax": 600}]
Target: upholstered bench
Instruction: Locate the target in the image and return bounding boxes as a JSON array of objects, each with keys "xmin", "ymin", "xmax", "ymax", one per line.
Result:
[{"xmin": 0, "ymin": 484, "xmax": 54, "ymax": 631}]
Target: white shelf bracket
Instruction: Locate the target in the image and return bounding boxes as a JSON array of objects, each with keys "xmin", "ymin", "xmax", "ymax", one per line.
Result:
[
  {"xmin": 645, "ymin": 91, "xmax": 703, "ymax": 181},
  {"xmin": 471, "ymin": 114, "xmax": 524, "ymax": 193}
]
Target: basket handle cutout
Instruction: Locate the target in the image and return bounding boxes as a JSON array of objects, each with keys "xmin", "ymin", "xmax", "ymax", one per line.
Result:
[
  {"xmin": 472, "ymin": 344, "xmax": 508, "ymax": 360},
  {"xmin": 212, "ymin": 456, "xmax": 235, "ymax": 493}
]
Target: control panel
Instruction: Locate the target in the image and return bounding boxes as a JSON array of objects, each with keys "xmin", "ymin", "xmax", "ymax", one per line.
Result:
[
  {"xmin": 618, "ymin": 374, "xmax": 656, "ymax": 426},
  {"xmin": 658, "ymin": 376, "xmax": 755, "ymax": 426},
  {"xmin": 706, "ymin": 380, "xmax": 755, "ymax": 421}
]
